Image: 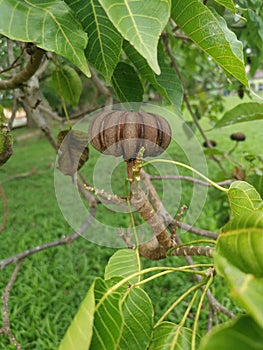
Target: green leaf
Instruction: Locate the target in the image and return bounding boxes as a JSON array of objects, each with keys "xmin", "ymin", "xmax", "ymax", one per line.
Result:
[
  {"xmin": 123, "ymin": 41, "xmax": 183, "ymax": 110},
  {"xmin": 65, "ymin": 0, "xmax": 122, "ymax": 82},
  {"xmin": 119, "ymin": 288, "xmax": 153, "ymax": 349},
  {"xmin": 171, "ymin": 0, "xmax": 248, "ymax": 86},
  {"xmin": 99, "ymin": 0, "xmax": 171, "ymax": 74},
  {"xmin": 228, "ymin": 181, "xmax": 263, "ymax": 217},
  {"xmin": 104, "ymin": 249, "xmax": 140, "ymax": 284},
  {"xmin": 199, "ymin": 315, "xmax": 263, "ymax": 350},
  {"xmin": 0, "ymin": 0, "xmax": 90, "ymax": 76},
  {"xmin": 217, "ymin": 211, "xmax": 263, "ymax": 277},
  {"xmin": 52, "ymin": 66, "xmax": 82, "ymax": 106},
  {"xmin": 214, "ymin": 0, "xmax": 235, "ymax": 13},
  {"xmin": 90, "ymin": 277, "xmax": 125, "ymax": 349},
  {"xmin": 155, "ymin": 45, "xmax": 183, "ymax": 110},
  {"xmin": 149, "ymin": 322, "xmax": 193, "ymax": 350},
  {"xmin": 247, "ymin": 174, "xmax": 263, "ymax": 199},
  {"xmin": 111, "ymin": 62, "xmax": 144, "ymax": 103},
  {"xmin": 214, "ymin": 255, "xmax": 263, "ymax": 328},
  {"xmin": 215, "ymin": 102, "xmax": 263, "ymax": 128},
  {"xmin": 59, "ymin": 280, "xmax": 95, "ymax": 350}
]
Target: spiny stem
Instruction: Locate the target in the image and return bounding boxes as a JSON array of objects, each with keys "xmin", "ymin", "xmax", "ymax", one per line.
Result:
[{"xmin": 142, "ymin": 159, "xmax": 228, "ymax": 192}]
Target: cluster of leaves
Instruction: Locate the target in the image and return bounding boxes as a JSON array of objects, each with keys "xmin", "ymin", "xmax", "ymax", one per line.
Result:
[
  {"xmin": 58, "ymin": 180, "xmax": 263, "ymax": 349},
  {"xmin": 0, "ymin": 0, "xmax": 253, "ymax": 108}
]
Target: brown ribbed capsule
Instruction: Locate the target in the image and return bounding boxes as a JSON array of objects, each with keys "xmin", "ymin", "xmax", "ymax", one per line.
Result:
[
  {"xmin": 230, "ymin": 132, "xmax": 246, "ymax": 141},
  {"xmin": 88, "ymin": 110, "xmax": 172, "ymax": 160},
  {"xmin": 203, "ymin": 140, "xmax": 217, "ymax": 148}
]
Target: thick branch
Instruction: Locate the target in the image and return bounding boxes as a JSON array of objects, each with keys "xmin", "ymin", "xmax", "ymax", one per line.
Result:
[
  {"xmin": 141, "ymin": 170, "xmax": 218, "ymax": 239},
  {"xmin": 0, "ymin": 48, "xmax": 45, "ymax": 90},
  {"xmin": 127, "ymin": 161, "xmax": 172, "ymax": 260}
]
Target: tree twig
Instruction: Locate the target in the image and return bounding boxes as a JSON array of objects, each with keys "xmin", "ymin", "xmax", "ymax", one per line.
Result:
[
  {"xmin": 150, "ymin": 175, "xmax": 233, "ymax": 187},
  {"xmin": 0, "ymin": 260, "xmax": 23, "ymax": 350},
  {"xmin": 0, "ymin": 47, "xmax": 45, "ymax": 90},
  {"xmin": 0, "ymin": 210, "xmax": 95, "ymax": 270}
]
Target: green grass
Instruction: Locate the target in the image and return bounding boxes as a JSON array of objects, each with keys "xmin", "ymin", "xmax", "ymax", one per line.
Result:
[{"xmin": 0, "ymin": 98, "xmax": 262, "ymax": 349}]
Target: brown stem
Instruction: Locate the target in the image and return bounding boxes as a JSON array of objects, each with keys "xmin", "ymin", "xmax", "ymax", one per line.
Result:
[
  {"xmin": 170, "ymin": 245, "xmax": 214, "ymax": 257},
  {"xmin": 128, "ymin": 160, "xmax": 172, "ymax": 260},
  {"xmin": 141, "ymin": 170, "xmax": 218, "ymax": 239},
  {"xmin": 0, "ymin": 47, "xmax": 45, "ymax": 90},
  {"xmin": 0, "ymin": 210, "xmax": 95, "ymax": 269},
  {"xmin": 150, "ymin": 175, "xmax": 233, "ymax": 187},
  {"xmin": 0, "ymin": 260, "xmax": 23, "ymax": 349}
]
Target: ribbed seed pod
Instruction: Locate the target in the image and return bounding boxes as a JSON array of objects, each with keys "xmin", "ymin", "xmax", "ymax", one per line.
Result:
[
  {"xmin": 88, "ymin": 110, "xmax": 172, "ymax": 160},
  {"xmin": 230, "ymin": 132, "xmax": 246, "ymax": 141}
]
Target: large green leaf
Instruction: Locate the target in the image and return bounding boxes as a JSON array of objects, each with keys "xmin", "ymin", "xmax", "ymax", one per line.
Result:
[
  {"xmin": 98, "ymin": 0, "xmax": 171, "ymax": 74},
  {"xmin": 214, "ymin": 255, "xmax": 263, "ymax": 328},
  {"xmin": 65, "ymin": 0, "xmax": 122, "ymax": 82},
  {"xmin": 228, "ymin": 181, "xmax": 263, "ymax": 217},
  {"xmin": 149, "ymin": 322, "xmax": 193, "ymax": 350},
  {"xmin": 90, "ymin": 277, "xmax": 125, "ymax": 349},
  {"xmin": 123, "ymin": 41, "xmax": 183, "ymax": 111},
  {"xmin": 111, "ymin": 62, "xmax": 144, "ymax": 103},
  {"xmin": 59, "ymin": 280, "xmax": 95, "ymax": 350},
  {"xmin": 0, "ymin": 0, "xmax": 89, "ymax": 76},
  {"xmin": 52, "ymin": 66, "xmax": 82, "ymax": 106},
  {"xmin": 215, "ymin": 102, "xmax": 263, "ymax": 128},
  {"xmin": 104, "ymin": 249, "xmax": 140, "ymax": 284},
  {"xmin": 119, "ymin": 288, "xmax": 153, "ymax": 349},
  {"xmin": 199, "ymin": 315, "xmax": 263, "ymax": 350},
  {"xmin": 171, "ymin": 0, "xmax": 248, "ymax": 86},
  {"xmin": 217, "ymin": 211, "xmax": 263, "ymax": 277}
]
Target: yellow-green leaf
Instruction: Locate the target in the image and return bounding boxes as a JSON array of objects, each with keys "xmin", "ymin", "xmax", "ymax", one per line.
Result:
[
  {"xmin": 52, "ymin": 66, "xmax": 82, "ymax": 106},
  {"xmin": 65, "ymin": 0, "xmax": 122, "ymax": 82},
  {"xmin": 59, "ymin": 280, "xmax": 95, "ymax": 350},
  {"xmin": 171, "ymin": 0, "xmax": 248, "ymax": 86},
  {"xmin": 99, "ymin": 0, "xmax": 171, "ymax": 74},
  {"xmin": 217, "ymin": 211, "xmax": 263, "ymax": 277},
  {"xmin": 0, "ymin": 0, "xmax": 90, "ymax": 76}
]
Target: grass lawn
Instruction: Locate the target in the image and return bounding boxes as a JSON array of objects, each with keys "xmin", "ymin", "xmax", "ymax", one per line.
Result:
[{"xmin": 0, "ymin": 97, "xmax": 262, "ymax": 349}]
